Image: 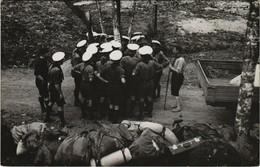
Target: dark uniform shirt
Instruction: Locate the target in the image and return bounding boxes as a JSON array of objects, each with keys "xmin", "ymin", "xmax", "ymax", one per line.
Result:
[
  {"xmin": 96, "ymin": 61, "xmax": 106, "ymax": 73},
  {"xmin": 48, "ymin": 65, "xmax": 64, "ymax": 85},
  {"xmin": 133, "ymin": 60, "xmax": 162, "ymax": 82},
  {"xmin": 120, "ymin": 56, "xmax": 140, "ymax": 77},
  {"xmin": 34, "ymin": 57, "xmax": 48, "ymax": 81},
  {"xmin": 154, "ymin": 51, "xmax": 169, "ymax": 68},
  {"xmin": 71, "ymin": 48, "xmax": 82, "ymax": 67},
  {"xmin": 101, "ymin": 61, "xmax": 125, "ymax": 85},
  {"xmin": 73, "ymin": 62, "xmax": 94, "ymax": 82}
]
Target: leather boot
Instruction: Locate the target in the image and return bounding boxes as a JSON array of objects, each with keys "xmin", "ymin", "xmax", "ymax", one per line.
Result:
[
  {"xmin": 39, "ymin": 97, "xmax": 46, "ymax": 113},
  {"xmin": 139, "ymin": 102, "xmax": 145, "ymax": 120},
  {"xmin": 58, "ymin": 111, "xmax": 66, "ymax": 127},
  {"xmin": 81, "ymin": 102, "xmax": 87, "ymax": 118},
  {"xmin": 146, "ymin": 101, "xmax": 153, "ymax": 118},
  {"xmin": 74, "ymin": 90, "xmax": 81, "ymax": 107},
  {"xmin": 44, "ymin": 106, "xmax": 55, "ymax": 122}
]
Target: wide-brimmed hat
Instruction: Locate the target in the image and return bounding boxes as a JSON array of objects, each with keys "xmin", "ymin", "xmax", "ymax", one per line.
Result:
[
  {"xmin": 100, "ymin": 42, "xmax": 113, "ymax": 49},
  {"xmin": 86, "ymin": 45, "xmax": 98, "ymax": 54},
  {"xmin": 52, "ymin": 52, "xmax": 65, "ymax": 62},
  {"xmin": 76, "ymin": 40, "xmax": 87, "ymax": 48},
  {"xmin": 138, "ymin": 46, "xmax": 153, "ymax": 55},
  {"xmin": 152, "ymin": 40, "xmax": 161, "ymax": 45},
  {"xmin": 82, "ymin": 51, "xmax": 92, "ymax": 62},
  {"xmin": 110, "ymin": 40, "xmax": 122, "ymax": 49},
  {"xmin": 127, "ymin": 44, "xmax": 139, "ymax": 51},
  {"xmin": 109, "ymin": 50, "xmax": 122, "ymax": 61}
]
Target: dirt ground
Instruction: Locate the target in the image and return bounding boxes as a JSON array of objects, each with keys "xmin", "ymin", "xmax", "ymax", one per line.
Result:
[{"xmin": 1, "ymin": 60, "xmax": 236, "ymax": 131}]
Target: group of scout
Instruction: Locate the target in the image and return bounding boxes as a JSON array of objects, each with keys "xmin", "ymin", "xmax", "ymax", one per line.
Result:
[
  {"xmin": 71, "ymin": 31, "xmax": 170, "ymax": 123},
  {"xmin": 34, "ymin": 31, "xmax": 185, "ymax": 125}
]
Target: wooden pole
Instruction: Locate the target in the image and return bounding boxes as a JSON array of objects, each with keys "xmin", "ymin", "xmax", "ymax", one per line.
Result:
[
  {"xmin": 96, "ymin": 0, "xmax": 105, "ymax": 33},
  {"xmin": 111, "ymin": 0, "xmax": 121, "ymax": 43},
  {"xmin": 234, "ymin": 0, "xmax": 259, "ymax": 136},
  {"xmin": 85, "ymin": 11, "xmax": 94, "ymax": 43},
  {"xmin": 153, "ymin": 0, "xmax": 158, "ymax": 36}
]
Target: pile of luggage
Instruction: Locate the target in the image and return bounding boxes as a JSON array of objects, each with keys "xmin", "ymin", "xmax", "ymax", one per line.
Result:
[{"xmin": 9, "ymin": 120, "xmax": 242, "ymax": 166}]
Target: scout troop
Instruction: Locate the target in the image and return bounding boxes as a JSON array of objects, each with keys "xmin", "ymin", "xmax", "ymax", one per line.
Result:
[{"xmin": 34, "ymin": 32, "xmax": 185, "ymax": 125}]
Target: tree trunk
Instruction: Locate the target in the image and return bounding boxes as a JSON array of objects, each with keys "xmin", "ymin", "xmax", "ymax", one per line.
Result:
[
  {"xmin": 111, "ymin": 0, "xmax": 121, "ymax": 43},
  {"xmin": 85, "ymin": 11, "xmax": 94, "ymax": 43},
  {"xmin": 128, "ymin": 0, "xmax": 137, "ymax": 43},
  {"xmin": 96, "ymin": 0, "xmax": 105, "ymax": 33},
  {"xmin": 234, "ymin": 0, "xmax": 259, "ymax": 136},
  {"xmin": 153, "ymin": 0, "xmax": 158, "ymax": 36},
  {"xmin": 63, "ymin": 0, "xmax": 91, "ymax": 28}
]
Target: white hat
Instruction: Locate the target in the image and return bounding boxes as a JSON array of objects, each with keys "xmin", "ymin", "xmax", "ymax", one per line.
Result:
[
  {"xmin": 16, "ymin": 141, "xmax": 28, "ymax": 155},
  {"xmin": 127, "ymin": 44, "xmax": 139, "ymax": 51},
  {"xmin": 88, "ymin": 43, "xmax": 100, "ymax": 48},
  {"xmin": 86, "ymin": 31, "xmax": 99, "ymax": 37},
  {"xmin": 76, "ymin": 40, "xmax": 87, "ymax": 48},
  {"xmin": 109, "ymin": 50, "xmax": 122, "ymax": 61},
  {"xmin": 107, "ymin": 35, "xmax": 114, "ymax": 38},
  {"xmin": 122, "ymin": 36, "xmax": 130, "ymax": 40},
  {"xmin": 152, "ymin": 40, "xmax": 161, "ymax": 45},
  {"xmin": 86, "ymin": 45, "xmax": 98, "ymax": 54},
  {"xmin": 138, "ymin": 46, "xmax": 153, "ymax": 55},
  {"xmin": 100, "ymin": 47, "xmax": 113, "ymax": 53},
  {"xmin": 82, "ymin": 51, "xmax": 92, "ymax": 61},
  {"xmin": 52, "ymin": 52, "xmax": 65, "ymax": 62},
  {"xmin": 131, "ymin": 35, "xmax": 145, "ymax": 41},
  {"xmin": 97, "ymin": 33, "xmax": 107, "ymax": 37},
  {"xmin": 133, "ymin": 32, "xmax": 142, "ymax": 36},
  {"xmin": 111, "ymin": 40, "xmax": 122, "ymax": 48},
  {"xmin": 100, "ymin": 42, "xmax": 112, "ymax": 49}
]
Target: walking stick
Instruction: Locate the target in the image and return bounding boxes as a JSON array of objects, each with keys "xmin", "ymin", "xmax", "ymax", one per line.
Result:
[{"xmin": 164, "ymin": 70, "xmax": 171, "ymax": 110}]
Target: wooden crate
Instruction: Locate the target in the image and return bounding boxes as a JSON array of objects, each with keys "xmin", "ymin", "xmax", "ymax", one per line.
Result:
[{"xmin": 196, "ymin": 59, "xmax": 259, "ymax": 107}]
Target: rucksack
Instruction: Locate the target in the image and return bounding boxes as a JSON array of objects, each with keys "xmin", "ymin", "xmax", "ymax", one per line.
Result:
[
  {"xmin": 129, "ymin": 128, "xmax": 167, "ymax": 161},
  {"xmin": 89, "ymin": 124, "xmax": 134, "ymax": 164},
  {"xmin": 54, "ymin": 134, "xmax": 92, "ymax": 166}
]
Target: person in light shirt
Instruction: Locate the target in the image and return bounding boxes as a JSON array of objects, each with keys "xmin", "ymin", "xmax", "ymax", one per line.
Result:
[{"xmin": 169, "ymin": 45, "xmax": 186, "ymax": 112}]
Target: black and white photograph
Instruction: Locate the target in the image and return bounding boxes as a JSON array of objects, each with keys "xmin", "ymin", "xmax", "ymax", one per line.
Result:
[{"xmin": 1, "ymin": 0, "xmax": 259, "ymax": 166}]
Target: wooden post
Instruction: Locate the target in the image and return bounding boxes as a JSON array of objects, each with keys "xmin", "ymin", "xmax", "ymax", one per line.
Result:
[
  {"xmin": 153, "ymin": 0, "xmax": 158, "ymax": 36},
  {"xmin": 128, "ymin": 0, "xmax": 136, "ymax": 43},
  {"xmin": 96, "ymin": 0, "xmax": 105, "ymax": 33},
  {"xmin": 111, "ymin": 0, "xmax": 121, "ymax": 43},
  {"xmin": 234, "ymin": 0, "xmax": 259, "ymax": 136},
  {"xmin": 85, "ymin": 11, "xmax": 94, "ymax": 43}
]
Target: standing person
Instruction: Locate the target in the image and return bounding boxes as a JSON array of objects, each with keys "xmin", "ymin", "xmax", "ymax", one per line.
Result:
[
  {"xmin": 71, "ymin": 40, "xmax": 87, "ymax": 107},
  {"xmin": 120, "ymin": 43, "xmax": 140, "ymax": 117},
  {"xmin": 100, "ymin": 50, "xmax": 126, "ymax": 123},
  {"xmin": 169, "ymin": 46, "xmax": 185, "ymax": 112},
  {"xmin": 45, "ymin": 52, "xmax": 66, "ymax": 127},
  {"xmin": 72, "ymin": 50, "xmax": 95, "ymax": 119},
  {"xmin": 132, "ymin": 46, "xmax": 163, "ymax": 119},
  {"xmin": 34, "ymin": 48, "xmax": 49, "ymax": 113},
  {"xmin": 151, "ymin": 40, "xmax": 170, "ymax": 102},
  {"xmin": 94, "ymin": 46, "xmax": 112, "ymax": 118}
]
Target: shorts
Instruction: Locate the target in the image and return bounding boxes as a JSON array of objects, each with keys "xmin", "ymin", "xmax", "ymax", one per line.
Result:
[
  {"xmin": 138, "ymin": 81, "xmax": 154, "ymax": 99},
  {"xmin": 125, "ymin": 76, "xmax": 138, "ymax": 97},
  {"xmin": 74, "ymin": 76, "xmax": 82, "ymax": 90},
  {"xmin": 49, "ymin": 84, "xmax": 66, "ymax": 106},
  {"xmin": 80, "ymin": 81, "xmax": 94, "ymax": 99},
  {"xmin": 95, "ymin": 81, "xmax": 107, "ymax": 98},
  {"xmin": 154, "ymin": 71, "xmax": 162, "ymax": 87},
  {"xmin": 171, "ymin": 72, "xmax": 184, "ymax": 96},
  {"xmin": 107, "ymin": 84, "xmax": 124, "ymax": 105},
  {"xmin": 36, "ymin": 79, "xmax": 49, "ymax": 98}
]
